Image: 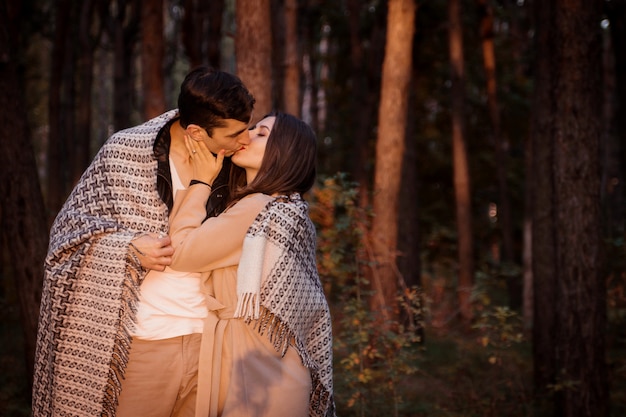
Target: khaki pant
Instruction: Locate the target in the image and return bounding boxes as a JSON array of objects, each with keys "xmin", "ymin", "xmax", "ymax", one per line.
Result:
[{"xmin": 116, "ymin": 334, "xmax": 202, "ymax": 417}]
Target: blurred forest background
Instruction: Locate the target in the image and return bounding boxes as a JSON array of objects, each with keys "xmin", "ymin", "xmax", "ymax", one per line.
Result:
[{"xmin": 1, "ymin": 0, "xmax": 625, "ymax": 416}]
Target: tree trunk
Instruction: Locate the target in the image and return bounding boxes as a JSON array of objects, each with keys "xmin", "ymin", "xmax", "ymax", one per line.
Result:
[
  {"xmin": 398, "ymin": 80, "xmax": 421, "ymax": 291},
  {"xmin": 448, "ymin": 0, "xmax": 473, "ymax": 323},
  {"xmin": 63, "ymin": 7, "xmax": 78, "ymax": 193},
  {"xmin": 399, "ymin": 21, "xmax": 423, "ymax": 292},
  {"xmin": 347, "ymin": 0, "xmax": 369, "ymax": 207},
  {"xmin": 370, "ymin": 0, "xmax": 416, "ymax": 322},
  {"xmin": 74, "ymin": 0, "xmax": 102, "ymax": 186},
  {"xmin": 141, "ymin": 0, "xmax": 166, "ymax": 119},
  {"xmin": 347, "ymin": 0, "xmax": 385, "ymax": 210},
  {"xmin": 552, "ymin": 2, "xmax": 607, "ymax": 415},
  {"xmin": 605, "ymin": 1, "xmax": 626, "ymax": 241},
  {"xmin": 303, "ymin": 51, "xmax": 319, "ymax": 132},
  {"xmin": 301, "ymin": 0, "xmax": 319, "ymax": 131},
  {"xmin": 502, "ymin": 0, "xmax": 533, "ymax": 332},
  {"xmin": 531, "ymin": 0, "xmax": 557, "ymax": 395},
  {"xmin": 533, "ymin": 1, "xmax": 608, "ymax": 415},
  {"xmin": 108, "ymin": 0, "xmax": 140, "ymax": 130},
  {"xmin": 207, "ymin": 0, "xmax": 224, "ymax": 68},
  {"xmin": 282, "ymin": 0, "xmax": 300, "ymax": 116},
  {"xmin": 270, "ymin": 0, "xmax": 285, "ymax": 110},
  {"xmin": 236, "ymin": 0, "xmax": 273, "ymax": 119},
  {"xmin": 477, "ymin": 0, "xmax": 518, "ymax": 308},
  {"xmin": 47, "ymin": 0, "xmax": 71, "ymax": 217},
  {"xmin": 599, "ymin": 11, "xmax": 622, "ymax": 248},
  {"xmin": 522, "ymin": 130, "xmax": 533, "ymax": 331},
  {"xmin": 182, "ymin": 0, "xmax": 215, "ymax": 68},
  {"xmin": 182, "ymin": 0, "xmax": 202, "ymax": 68},
  {"xmin": 0, "ymin": 0, "xmax": 49, "ymax": 385}
]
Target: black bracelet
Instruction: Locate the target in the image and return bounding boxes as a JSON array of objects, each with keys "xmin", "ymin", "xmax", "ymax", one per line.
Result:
[{"xmin": 189, "ymin": 179, "xmax": 212, "ymax": 188}]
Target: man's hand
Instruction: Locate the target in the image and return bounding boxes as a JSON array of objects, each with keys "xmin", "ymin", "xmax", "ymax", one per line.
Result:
[{"xmin": 129, "ymin": 233, "xmax": 174, "ymax": 271}]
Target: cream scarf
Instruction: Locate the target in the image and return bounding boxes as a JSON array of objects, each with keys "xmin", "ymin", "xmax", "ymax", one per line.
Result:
[{"xmin": 234, "ymin": 193, "xmax": 336, "ymax": 417}]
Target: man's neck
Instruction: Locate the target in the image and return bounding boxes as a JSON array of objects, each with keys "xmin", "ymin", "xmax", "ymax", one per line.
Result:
[
  {"xmin": 168, "ymin": 120, "xmax": 197, "ymax": 187},
  {"xmin": 168, "ymin": 120, "xmax": 188, "ymax": 159}
]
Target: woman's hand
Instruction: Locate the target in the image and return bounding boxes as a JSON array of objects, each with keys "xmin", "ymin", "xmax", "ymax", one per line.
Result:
[{"xmin": 185, "ymin": 135, "xmax": 225, "ymax": 186}]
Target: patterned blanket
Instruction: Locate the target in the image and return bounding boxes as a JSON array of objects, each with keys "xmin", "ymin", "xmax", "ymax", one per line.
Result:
[
  {"xmin": 32, "ymin": 111, "xmax": 177, "ymax": 416},
  {"xmin": 236, "ymin": 193, "xmax": 336, "ymax": 417}
]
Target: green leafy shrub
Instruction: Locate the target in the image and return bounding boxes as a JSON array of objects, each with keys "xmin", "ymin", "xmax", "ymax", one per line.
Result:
[{"xmin": 310, "ymin": 174, "xmax": 424, "ymax": 416}]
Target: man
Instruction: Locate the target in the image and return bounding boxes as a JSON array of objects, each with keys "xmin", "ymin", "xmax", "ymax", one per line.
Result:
[{"xmin": 32, "ymin": 67, "xmax": 255, "ymax": 417}]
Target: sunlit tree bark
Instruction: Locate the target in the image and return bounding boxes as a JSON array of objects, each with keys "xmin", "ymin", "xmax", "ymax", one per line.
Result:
[
  {"xmin": 141, "ymin": 0, "xmax": 166, "ymax": 119},
  {"xmin": 448, "ymin": 0, "xmax": 474, "ymax": 323},
  {"xmin": 282, "ymin": 0, "xmax": 300, "ymax": 116},
  {"xmin": 236, "ymin": 0, "xmax": 273, "ymax": 119},
  {"xmin": 370, "ymin": 0, "xmax": 416, "ymax": 322}
]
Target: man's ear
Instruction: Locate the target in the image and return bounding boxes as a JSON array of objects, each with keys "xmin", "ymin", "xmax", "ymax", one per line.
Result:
[{"xmin": 186, "ymin": 124, "xmax": 205, "ymax": 141}]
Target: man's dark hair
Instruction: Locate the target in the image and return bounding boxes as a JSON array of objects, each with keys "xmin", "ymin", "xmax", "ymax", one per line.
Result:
[
  {"xmin": 230, "ymin": 111, "xmax": 317, "ymax": 201},
  {"xmin": 178, "ymin": 67, "xmax": 255, "ymax": 136}
]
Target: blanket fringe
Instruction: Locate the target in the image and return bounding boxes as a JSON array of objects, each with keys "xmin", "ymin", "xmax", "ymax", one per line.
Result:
[
  {"xmin": 250, "ymin": 308, "xmax": 315, "ymax": 369},
  {"xmin": 234, "ymin": 292, "xmax": 260, "ymax": 320},
  {"xmin": 101, "ymin": 252, "xmax": 143, "ymax": 417}
]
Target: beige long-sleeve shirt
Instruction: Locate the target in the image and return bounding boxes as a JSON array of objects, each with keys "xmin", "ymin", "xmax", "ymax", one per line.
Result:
[{"xmin": 169, "ymin": 188, "xmax": 273, "ymax": 273}]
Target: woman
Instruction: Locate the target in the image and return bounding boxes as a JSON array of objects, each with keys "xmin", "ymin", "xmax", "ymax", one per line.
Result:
[{"xmin": 168, "ymin": 112, "xmax": 335, "ymax": 417}]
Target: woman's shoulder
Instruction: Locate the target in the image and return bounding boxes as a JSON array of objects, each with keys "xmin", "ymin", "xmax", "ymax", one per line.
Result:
[
  {"xmin": 229, "ymin": 193, "xmax": 274, "ymax": 214},
  {"xmin": 242, "ymin": 193, "xmax": 274, "ymax": 204}
]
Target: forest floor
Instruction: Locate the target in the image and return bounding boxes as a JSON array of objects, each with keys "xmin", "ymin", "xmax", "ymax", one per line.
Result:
[{"xmin": 2, "ymin": 292, "xmax": 626, "ymax": 417}]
